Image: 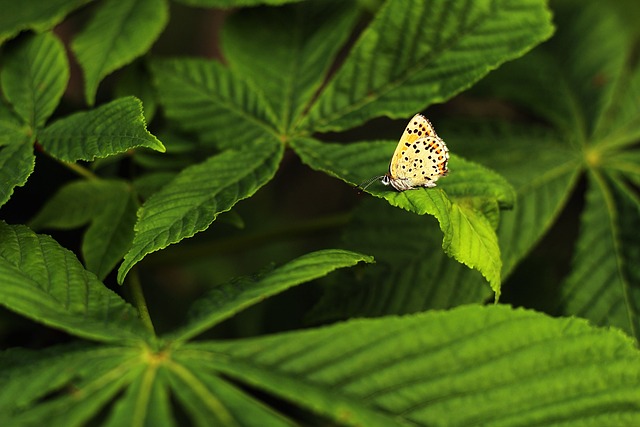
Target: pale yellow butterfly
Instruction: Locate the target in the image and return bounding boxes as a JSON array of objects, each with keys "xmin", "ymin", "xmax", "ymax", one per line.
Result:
[{"xmin": 361, "ymin": 114, "xmax": 449, "ymax": 191}]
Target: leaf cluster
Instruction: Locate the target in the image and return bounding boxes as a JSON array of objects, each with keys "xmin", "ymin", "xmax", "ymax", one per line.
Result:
[{"xmin": 0, "ymin": 0, "xmax": 639, "ymax": 425}]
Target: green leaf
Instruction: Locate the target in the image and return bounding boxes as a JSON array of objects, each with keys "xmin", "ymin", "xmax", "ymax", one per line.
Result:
[
  {"xmin": 300, "ymin": 0, "xmax": 554, "ymax": 133},
  {"xmin": 222, "ymin": 0, "xmax": 358, "ymax": 131},
  {"xmin": 291, "ymin": 137, "xmax": 512, "ymax": 298},
  {"xmin": 479, "ymin": 1, "xmax": 629, "ymax": 144},
  {"xmin": 0, "ymin": 141, "xmax": 35, "ymax": 208},
  {"xmin": 113, "ymin": 63, "xmax": 158, "ymax": 123},
  {"xmin": 0, "ymin": 0, "xmax": 91, "ymax": 44},
  {"xmin": 102, "ymin": 363, "xmax": 174, "ymax": 427},
  {"xmin": 118, "ymin": 137, "xmax": 284, "ymax": 284},
  {"xmin": 310, "ymin": 200, "xmax": 491, "ymax": 322},
  {"xmin": 593, "ymin": 57, "xmax": 640, "ymax": 149},
  {"xmin": 180, "ymin": 305, "xmax": 640, "ymax": 426},
  {"xmin": 171, "ymin": 249, "xmax": 374, "ymax": 342},
  {"xmin": 4, "ymin": 306, "xmax": 640, "ymax": 425},
  {"xmin": 0, "ymin": 222, "xmax": 149, "ymax": 343},
  {"xmin": 0, "ymin": 345, "xmax": 144, "ymax": 426},
  {"xmin": 0, "ymin": 99, "xmax": 30, "ymax": 146},
  {"xmin": 443, "ymin": 121, "xmax": 582, "ymax": 277},
  {"xmin": 151, "ymin": 58, "xmax": 278, "ymax": 149},
  {"xmin": 166, "ymin": 368, "xmax": 295, "ymax": 426},
  {"xmin": 173, "ymin": 0, "xmax": 303, "ymax": 7},
  {"xmin": 467, "ymin": 2, "xmax": 640, "ymax": 333},
  {"xmin": 71, "ymin": 0, "xmax": 169, "ymax": 105},
  {"xmin": 557, "ymin": 171, "xmax": 640, "ymax": 340},
  {"xmin": 39, "ymin": 96, "xmax": 165, "ymax": 162},
  {"xmin": 132, "ymin": 131, "xmax": 199, "ymax": 171},
  {"xmin": 30, "ymin": 180, "xmax": 138, "ymax": 281},
  {"xmin": 0, "ymin": 32, "xmax": 69, "ymax": 128}
]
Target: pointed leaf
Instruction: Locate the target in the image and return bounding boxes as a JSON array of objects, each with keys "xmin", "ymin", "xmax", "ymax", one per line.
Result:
[
  {"xmin": 151, "ymin": 58, "xmax": 277, "ymax": 149},
  {"xmin": 39, "ymin": 96, "xmax": 165, "ymax": 162},
  {"xmin": 222, "ymin": 1, "xmax": 358, "ymax": 131},
  {"xmin": 0, "ymin": 141, "xmax": 35, "ymax": 208},
  {"xmin": 0, "ymin": 0, "xmax": 91, "ymax": 44},
  {"xmin": 291, "ymin": 137, "xmax": 512, "ymax": 298},
  {"xmin": 172, "ymin": 249, "xmax": 373, "ymax": 341},
  {"xmin": 0, "ymin": 222, "xmax": 149, "ymax": 343},
  {"xmin": 300, "ymin": 0, "xmax": 554, "ymax": 133},
  {"xmin": 71, "ymin": 0, "xmax": 169, "ymax": 105},
  {"xmin": 0, "ymin": 32, "xmax": 69, "ymax": 128},
  {"xmin": 443, "ymin": 121, "xmax": 582, "ymax": 276},
  {"xmin": 180, "ymin": 305, "xmax": 640, "ymax": 427},
  {"xmin": 30, "ymin": 180, "xmax": 138, "ymax": 281},
  {"xmin": 118, "ymin": 137, "xmax": 284, "ymax": 284},
  {"xmin": 557, "ymin": 171, "xmax": 640, "ymax": 340}
]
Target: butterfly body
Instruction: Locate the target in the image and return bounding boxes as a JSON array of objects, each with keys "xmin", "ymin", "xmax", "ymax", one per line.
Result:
[{"xmin": 364, "ymin": 114, "xmax": 449, "ymax": 192}]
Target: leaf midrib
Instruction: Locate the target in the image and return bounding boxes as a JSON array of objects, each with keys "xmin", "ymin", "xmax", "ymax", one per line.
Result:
[
  {"xmin": 173, "ymin": 64, "xmax": 280, "ymax": 139},
  {"xmin": 589, "ymin": 170, "xmax": 639, "ymax": 340}
]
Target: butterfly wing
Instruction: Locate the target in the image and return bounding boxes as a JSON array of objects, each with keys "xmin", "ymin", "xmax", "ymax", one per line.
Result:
[
  {"xmin": 388, "ymin": 114, "xmax": 446, "ymax": 189},
  {"xmin": 389, "ymin": 114, "xmax": 437, "ymax": 177}
]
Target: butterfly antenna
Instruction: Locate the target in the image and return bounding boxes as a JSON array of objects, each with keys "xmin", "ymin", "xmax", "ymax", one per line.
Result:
[{"xmin": 357, "ymin": 176, "xmax": 384, "ymax": 194}]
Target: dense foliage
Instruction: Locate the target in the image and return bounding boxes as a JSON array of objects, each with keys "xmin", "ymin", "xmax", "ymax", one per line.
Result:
[{"xmin": 1, "ymin": 0, "xmax": 639, "ymax": 425}]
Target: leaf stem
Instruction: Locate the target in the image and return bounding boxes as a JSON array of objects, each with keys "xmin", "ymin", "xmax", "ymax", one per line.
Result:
[
  {"xmin": 62, "ymin": 161, "xmax": 99, "ymax": 180},
  {"xmin": 128, "ymin": 267, "xmax": 156, "ymax": 336}
]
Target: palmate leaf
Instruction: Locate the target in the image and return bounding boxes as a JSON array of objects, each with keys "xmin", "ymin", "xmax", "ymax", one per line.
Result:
[
  {"xmin": 547, "ymin": 3, "xmax": 640, "ymax": 338},
  {"xmin": 474, "ymin": 1, "xmax": 640, "ymax": 335},
  {"xmin": 39, "ymin": 96, "xmax": 165, "ymax": 162},
  {"xmin": 298, "ymin": 0, "xmax": 554, "ymax": 133},
  {"xmin": 30, "ymin": 180, "xmax": 138, "ymax": 281},
  {"xmin": 0, "ymin": 32, "xmax": 69, "ymax": 128},
  {"xmin": 291, "ymin": 136, "xmax": 513, "ymax": 298},
  {"xmin": 71, "ymin": 0, "xmax": 169, "ymax": 105},
  {"xmin": 118, "ymin": 136, "xmax": 284, "ymax": 284},
  {"xmin": 4, "ymin": 306, "xmax": 639, "ymax": 426},
  {"xmin": 309, "ymin": 200, "xmax": 491, "ymax": 322},
  {"xmin": 557, "ymin": 171, "xmax": 640, "ymax": 340},
  {"xmin": 0, "ymin": 0, "xmax": 91, "ymax": 44},
  {"xmin": 179, "ymin": 305, "xmax": 640, "ymax": 426},
  {"xmin": 0, "ymin": 222, "xmax": 148, "ymax": 343},
  {"xmin": 222, "ymin": 0, "xmax": 358, "ymax": 131},
  {"xmin": 170, "ymin": 249, "xmax": 373, "ymax": 342},
  {"xmin": 0, "ymin": 248, "xmax": 371, "ymax": 426}
]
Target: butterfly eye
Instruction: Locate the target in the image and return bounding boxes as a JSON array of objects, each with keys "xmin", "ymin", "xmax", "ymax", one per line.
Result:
[{"xmin": 381, "ymin": 175, "xmax": 390, "ymax": 185}]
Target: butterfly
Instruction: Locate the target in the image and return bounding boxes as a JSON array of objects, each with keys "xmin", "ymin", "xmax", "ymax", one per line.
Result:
[{"xmin": 361, "ymin": 114, "xmax": 449, "ymax": 192}]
